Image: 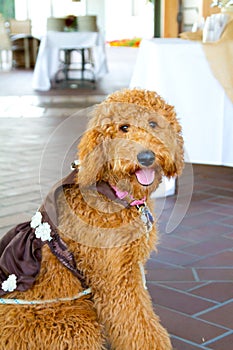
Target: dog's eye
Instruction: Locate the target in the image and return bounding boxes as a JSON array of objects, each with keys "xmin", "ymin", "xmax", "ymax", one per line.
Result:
[
  {"xmin": 120, "ymin": 125, "xmax": 129, "ymax": 133},
  {"xmin": 149, "ymin": 121, "xmax": 158, "ymax": 129}
]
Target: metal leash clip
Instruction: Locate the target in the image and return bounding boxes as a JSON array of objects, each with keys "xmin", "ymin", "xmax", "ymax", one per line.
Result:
[
  {"xmin": 70, "ymin": 159, "xmax": 80, "ymax": 170},
  {"xmin": 137, "ymin": 203, "xmax": 154, "ymax": 239}
]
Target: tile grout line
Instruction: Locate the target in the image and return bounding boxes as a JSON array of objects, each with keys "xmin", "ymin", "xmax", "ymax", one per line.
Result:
[
  {"xmin": 192, "ymin": 316, "xmax": 232, "ymax": 333},
  {"xmin": 171, "ymin": 334, "xmax": 210, "ymax": 349},
  {"xmin": 186, "ymin": 280, "xmax": 233, "ymax": 291},
  {"xmin": 183, "ymin": 248, "xmax": 233, "ymax": 266},
  {"xmin": 155, "ymin": 303, "xmax": 231, "ymax": 331},
  {"xmin": 193, "ymin": 297, "xmax": 233, "ymax": 318},
  {"xmin": 149, "ymin": 281, "xmax": 220, "ymax": 304},
  {"xmin": 153, "ymin": 245, "xmax": 233, "ymax": 267},
  {"xmin": 195, "ymin": 267, "xmax": 233, "ymax": 269},
  {"xmin": 153, "ymin": 280, "xmax": 233, "ymax": 287},
  {"xmin": 202, "ymin": 329, "xmax": 233, "ymax": 347},
  {"xmin": 192, "ymin": 267, "xmax": 200, "ymax": 281},
  {"xmin": 147, "ymin": 258, "xmax": 186, "ymax": 269}
]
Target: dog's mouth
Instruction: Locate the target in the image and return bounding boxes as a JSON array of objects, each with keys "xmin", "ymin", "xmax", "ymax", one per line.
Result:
[{"xmin": 135, "ymin": 168, "xmax": 155, "ymax": 186}]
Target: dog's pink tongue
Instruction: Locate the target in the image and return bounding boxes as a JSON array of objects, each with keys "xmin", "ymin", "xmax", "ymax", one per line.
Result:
[{"xmin": 135, "ymin": 168, "xmax": 155, "ymax": 186}]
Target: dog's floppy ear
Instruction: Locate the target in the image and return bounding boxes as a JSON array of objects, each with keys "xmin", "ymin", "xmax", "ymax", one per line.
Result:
[
  {"xmin": 163, "ymin": 131, "xmax": 184, "ymax": 178},
  {"xmin": 77, "ymin": 128, "xmax": 106, "ymax": 186},
  {"xmin": 173, "ymin": 132, "xmax": 184, "ymax": 176},
  {"xmin": 163, "ymin": 104, "xmax": 184, "ymax": 178},
  {"xmin": 160, "ymin": 124, "xmax": 184, "ymax": 179}
]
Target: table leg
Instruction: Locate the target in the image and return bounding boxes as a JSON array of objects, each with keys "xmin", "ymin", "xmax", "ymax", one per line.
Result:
[
  {"xmin": 81, "ymin": 48, "xmax": 85, "ymax": 81},
  {"xmin": 23, "ymin": 37, "xmax": 30, "ymax": 69},
  {"xmin": 64, "ymin": 50, "xmax": 72, "ymax": 80},
  {"xmin": 32, "ymin": 38, "xmax": 38, "ymax": 66}
]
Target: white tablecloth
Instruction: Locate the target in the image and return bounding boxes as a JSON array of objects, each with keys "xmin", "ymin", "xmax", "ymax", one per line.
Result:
[
  {"xmin": 130, "ymin": 38, "xmax": 233, "ymax": 167},
  {"xmin": 32, "ymin": 31, "xmax": 108, "ymax": 91}
]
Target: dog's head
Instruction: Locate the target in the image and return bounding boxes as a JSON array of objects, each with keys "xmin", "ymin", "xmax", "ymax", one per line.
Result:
[{"xmin": 77, "ymin": 89, "xmax": 184, "ymax": 200}]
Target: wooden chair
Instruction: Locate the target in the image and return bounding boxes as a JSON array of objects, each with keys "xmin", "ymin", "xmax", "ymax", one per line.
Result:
[
  {"xmin": 9, "ymin": 19, "xmax": 39, "ymax": 69},
  {"xmin": 0, "ymin": 14, "xmax": 11, "ymax": 69},
  {"xmin": 9, "ymin": 19, "xmax": 31, "ymax": 35}
]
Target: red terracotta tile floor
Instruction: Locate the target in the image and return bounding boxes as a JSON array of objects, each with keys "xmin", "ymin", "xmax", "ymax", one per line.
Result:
[{"xmin": 150, "ymin": 164, "xmax": 233, "ymax": 349}]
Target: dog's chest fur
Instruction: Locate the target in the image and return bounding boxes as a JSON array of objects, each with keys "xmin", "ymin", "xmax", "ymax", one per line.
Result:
[
  {"xmin": 57, "ymin": 185, "xmax": 155, "ymax": 248},
  {"xmin": 54, "ymin": 184, "xmax": 157, "ymax": 287}
]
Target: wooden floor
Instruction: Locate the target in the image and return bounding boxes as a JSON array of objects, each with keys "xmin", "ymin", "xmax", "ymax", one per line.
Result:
[{"xmin": 0, "ymin": 46, "xmax": 233, "ymax": 349}]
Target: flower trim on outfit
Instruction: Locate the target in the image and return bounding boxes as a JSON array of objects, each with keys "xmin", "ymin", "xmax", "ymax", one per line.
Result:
[
  {"xmin": 31, "ymin": 211, "xmax": 52, "ymax": 242},
  {"xmin": 1, "ymin": 274, "xmax": 17, "ymax": 292},
  {"xmin": 35, "ymin": 222, "xmax": 52, "ymax": 242},
  {"xmin": 30, "ymin": 211, "xmax": 42, "ymax": 229}
]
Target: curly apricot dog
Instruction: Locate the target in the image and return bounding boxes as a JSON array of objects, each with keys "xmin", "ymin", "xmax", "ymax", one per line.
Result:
[{"xmin": 0, "ymin": 88, "xmax": 183, "ymax": 349}]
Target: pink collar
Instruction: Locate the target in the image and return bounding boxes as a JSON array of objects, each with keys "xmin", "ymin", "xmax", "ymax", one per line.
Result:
[{"xmin": 111, "ymin": 185, "xmax": 146, "ymax": 206}]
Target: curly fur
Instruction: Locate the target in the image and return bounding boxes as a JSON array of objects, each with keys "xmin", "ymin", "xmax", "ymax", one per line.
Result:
[{"xmin": 0, "ymin": 89, "xmax": 184, "ymax": 349}]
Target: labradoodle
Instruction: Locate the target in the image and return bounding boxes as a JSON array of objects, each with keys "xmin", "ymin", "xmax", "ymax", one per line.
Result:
[{"xmin": 0, "ymin": 88, "xmax": 184, "ymax": 349}]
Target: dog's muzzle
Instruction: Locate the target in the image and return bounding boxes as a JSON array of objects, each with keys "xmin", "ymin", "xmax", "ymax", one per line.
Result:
[{"xmin": 137, "ymin": 150, "xmax": 155, "ymax": 167}]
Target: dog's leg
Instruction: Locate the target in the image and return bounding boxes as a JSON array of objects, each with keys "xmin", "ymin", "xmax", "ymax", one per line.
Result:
[
  {"xmin": 0, "ymin": 246, "xmax": 106, "ymax": 350},
  {"xmin": 92, "ymin": 262, "xmax": 172, "ymax": 350},
  {"xmin": 0, "ymin": 299, "xmax": 105, "ymax": 350}
]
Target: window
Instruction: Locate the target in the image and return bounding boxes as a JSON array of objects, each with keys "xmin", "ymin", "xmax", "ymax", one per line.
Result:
[{"xmin": 0, "ymin": 0, "xmax": 15, "ymax": 19}]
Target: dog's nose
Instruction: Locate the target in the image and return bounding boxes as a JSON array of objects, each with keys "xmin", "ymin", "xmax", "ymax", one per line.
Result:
[{"xmin": 137, "ymin": 150, "xmax": 155, "ymax": 167}]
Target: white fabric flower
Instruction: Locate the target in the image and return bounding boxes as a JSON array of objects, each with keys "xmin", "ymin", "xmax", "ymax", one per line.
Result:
[
  {"xmin": 35, "ymin": 222, "xmax": 52, "ymax": 242},
  {"xmin": 30, "ymin": 211, "xmax": 42, "ymax": 228},
  {"xmin": 2, "ymin": 274, "xmax": 17, "ymax": 292}
]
